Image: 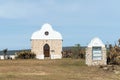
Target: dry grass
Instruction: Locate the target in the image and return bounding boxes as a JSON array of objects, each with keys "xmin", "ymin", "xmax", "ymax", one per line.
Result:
[{"xmin": 0, "ymin": 58, "xmax": 119, "ymax": 80}]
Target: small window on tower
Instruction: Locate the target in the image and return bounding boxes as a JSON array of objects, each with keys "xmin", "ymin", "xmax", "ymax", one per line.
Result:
[{"xmin": 45, "ymin": 31, "xmax": 49, "ymax": 36}]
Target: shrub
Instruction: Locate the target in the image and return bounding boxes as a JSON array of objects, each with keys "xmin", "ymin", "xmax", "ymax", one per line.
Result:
[
  {"xmin": 70, "ymin": 44, "xmax": 85, "ymax": 59},
  {"xmin": 114, "ymin": 56, "xmax": 120, "ymax": 65},
  {"xmin": 62, "ymin": 50, "xmax": 72, "ymax": 58},
  {"xmin": 16, "ymin": 50, "xmax": 36, "ymax": 59},
  {"xmin": 62, "ymin": 44, "xmax": 85, "ymax": 59},
  {"xmin": 107, "ymin": 39, "xmax": 120, "ymax": 65}
]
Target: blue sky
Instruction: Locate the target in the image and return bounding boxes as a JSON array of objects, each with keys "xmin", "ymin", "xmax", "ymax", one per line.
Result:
[{"xmin": 0, "ymin": 0, "xmax": 120, "ymax": 50}]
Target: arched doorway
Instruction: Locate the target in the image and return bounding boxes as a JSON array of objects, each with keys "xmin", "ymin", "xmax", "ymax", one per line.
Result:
[{"xmin": 43, "ymin": 44, "xmax": 50, "ymax": 57}]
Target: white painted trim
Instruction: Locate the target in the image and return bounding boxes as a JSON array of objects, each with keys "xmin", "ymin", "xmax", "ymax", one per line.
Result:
[
  {"xmin": 0, "ymin": 55, "xmax": 15, "ymax": 60},
  {"xmin": 36, "ymin": 54, "xmax": 44, "ymax": 59},
  {"xmin": 50, "ymin": 54, "xmax": 62, "ymax": 59}
]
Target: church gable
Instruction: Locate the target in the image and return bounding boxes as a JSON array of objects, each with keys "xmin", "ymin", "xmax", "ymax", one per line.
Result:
[
  {"xmin": 88, "ymin": 37, "xmax": 105, "ymax": 47},
  {"xmin": 31, "ymin": 23, "xmax": 62, "ymax": 40}
]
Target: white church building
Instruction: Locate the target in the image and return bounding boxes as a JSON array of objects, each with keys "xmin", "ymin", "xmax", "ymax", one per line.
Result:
[{"xmin": 31, "ymin": 23, "xmax": 63, "ymax": 59}]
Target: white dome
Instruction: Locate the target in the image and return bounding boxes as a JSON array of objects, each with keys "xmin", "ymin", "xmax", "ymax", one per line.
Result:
[
  {"xmin": 31, "ymin": 23, "xmax": 62, "ymax": 40},
  {"xmin": 88, "ymin": 37, "xmax": 105, "ymax": 47}
]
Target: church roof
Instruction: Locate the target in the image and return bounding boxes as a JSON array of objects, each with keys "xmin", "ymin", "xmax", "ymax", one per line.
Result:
[
  {"xmin": 88, "ymin": 37, "xmax": 105, "ymax": 47},
  {"xmin": 31, "ymin": 23, "xmax": 62, "ymax": 40}
]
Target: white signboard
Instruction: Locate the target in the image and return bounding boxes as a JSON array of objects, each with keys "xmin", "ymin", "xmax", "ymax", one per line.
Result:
[{"xmin": 92, "ymin": 47, "xmax": 102, "ymax": 60}]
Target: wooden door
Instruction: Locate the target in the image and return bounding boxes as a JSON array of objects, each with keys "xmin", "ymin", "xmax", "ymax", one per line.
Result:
[{"xmin": 44, "ymin": 44, "xmax": 50, "ymax": 57}]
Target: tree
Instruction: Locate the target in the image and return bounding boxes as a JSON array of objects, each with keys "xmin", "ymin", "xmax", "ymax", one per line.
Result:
[{"xmin": 3, "ymin": 48, "xmax": 8, "ymax": 60}]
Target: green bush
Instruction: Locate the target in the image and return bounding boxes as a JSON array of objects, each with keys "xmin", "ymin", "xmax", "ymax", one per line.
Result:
[{"xmin": 16, "ymin": 50, "xmax": 36, "ymax": 59}]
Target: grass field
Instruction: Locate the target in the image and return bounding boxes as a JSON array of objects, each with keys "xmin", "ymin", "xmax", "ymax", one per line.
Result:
[{"xmin": 0, "ymin": 58, "xmax": 119, "ymax": 80}]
